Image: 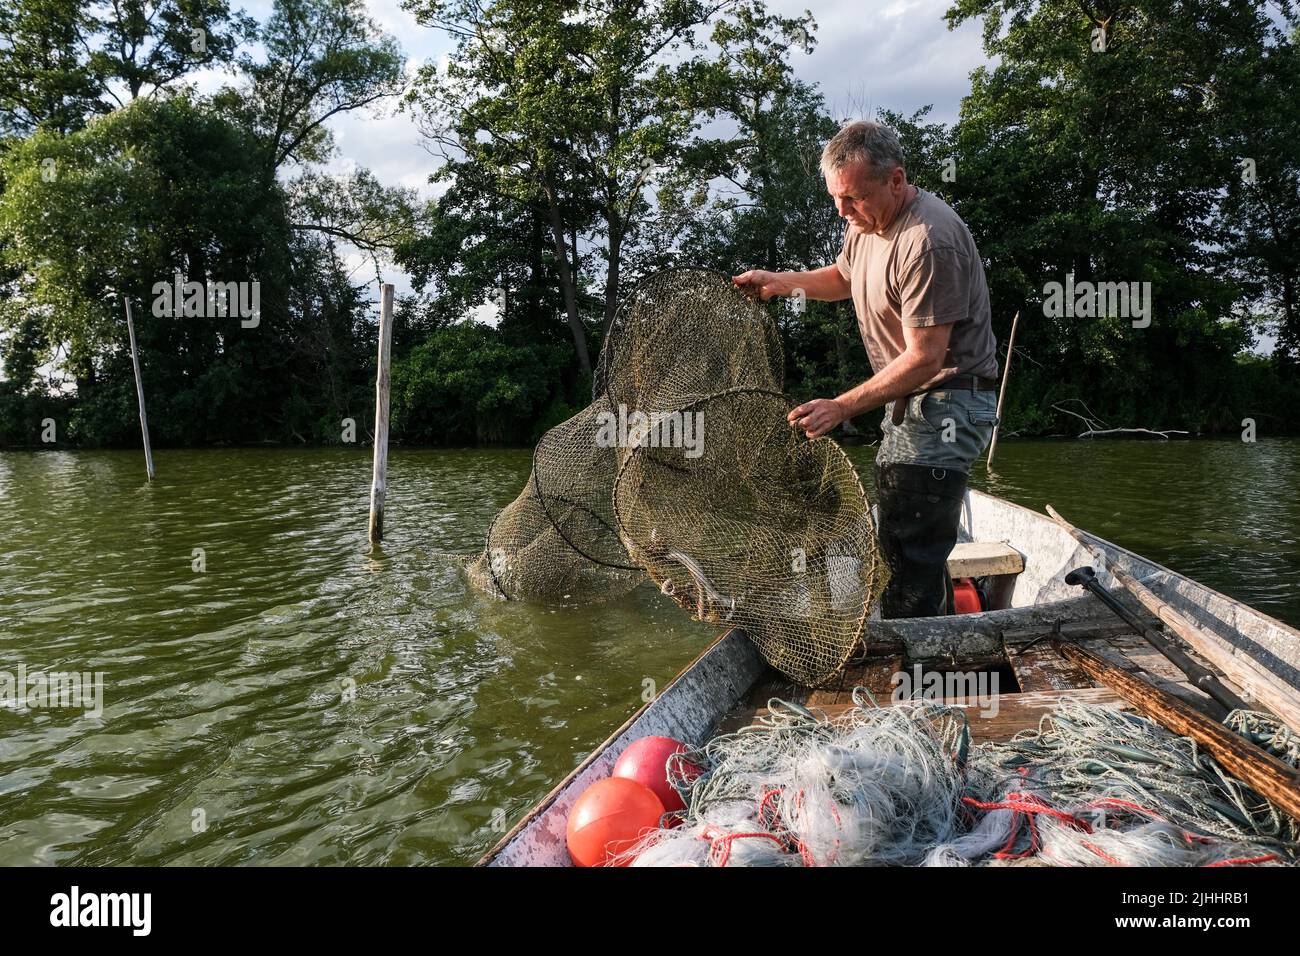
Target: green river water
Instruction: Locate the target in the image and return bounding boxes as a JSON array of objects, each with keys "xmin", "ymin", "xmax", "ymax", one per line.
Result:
[{"xmin": 1, "ymin": 438, "xmax": 1297, "ymax": 865}]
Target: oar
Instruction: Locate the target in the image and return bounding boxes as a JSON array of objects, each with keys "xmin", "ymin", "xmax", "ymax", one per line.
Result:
[
  {"xmin": 1048, "ymin": 503, "xmax": 1300, "ymax": 734},
  {"xmin": 1051, "ymin": 637, "xmax": 1300, "ymax": 824},
  {"xmin": 1063, "ymin": 564, "xmax": 1247, "ymax": 714}
]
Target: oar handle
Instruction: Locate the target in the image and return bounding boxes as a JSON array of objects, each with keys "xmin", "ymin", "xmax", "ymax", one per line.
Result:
[{"xmin": 1064, "ymin": 564, "xmax": 1248, "ymax": 714}]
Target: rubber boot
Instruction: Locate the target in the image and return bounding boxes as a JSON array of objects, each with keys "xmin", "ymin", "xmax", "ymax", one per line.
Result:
[{"xmin": 874, "ymin": 463, "xmax": 969, "ymax": 618}]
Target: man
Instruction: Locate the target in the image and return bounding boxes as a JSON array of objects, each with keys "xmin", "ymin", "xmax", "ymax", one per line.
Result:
[{"xmin": 733, "ymin": 120, "xmax": 1000, "ymax": 618}]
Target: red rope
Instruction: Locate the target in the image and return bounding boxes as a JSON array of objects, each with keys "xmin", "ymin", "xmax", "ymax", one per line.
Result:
[
  {"xmin": 757, "ymin": 787, "xmax": 784, "ymax": 830},
  {"xmin": 962, "ymin": 792, "xmax": 1094, "ymax": 860},
  {"xmin": 1086, "ymin": 798, "xmax": 1159, "ymax": 817},
  {"xmin": 1079, "ymin": 840, "xmax": 1123, "ymax": 865},
  {"xmin": 1204, "ymin": 854, "xmax": 1279, "ymax": 867},
  {"xmin": 752, "ymin": 785, "xmax": 847, "ymax": 867},
  {"xmin": 699, "ymin": 825, "xmax": 786, "ymax": 867}
]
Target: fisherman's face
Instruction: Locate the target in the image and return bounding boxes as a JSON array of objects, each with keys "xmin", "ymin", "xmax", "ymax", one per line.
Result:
[{"xmin": 826, "ymin": 161, "xmax": 908, "ymax": 237}]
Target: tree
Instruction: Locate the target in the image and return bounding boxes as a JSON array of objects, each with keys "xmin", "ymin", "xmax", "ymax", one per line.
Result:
[
  {"xmin": 0, "ymin": 0, "xmax": 413, "ymax": 445},
  {"xmin": 943, "ymin": 0, "xmax": 1285, "ymax": 432},
  {"xmin": 0, "ymin": 94, "xmax": 287, "ymax": 431},
  {"xmin": 0, "ymin": 0, "xmax": 102, "ymax": 135},
  {"xmin": 403, "ymin": 0, "xmax": 741, "ymax": 376},
  {"xmin": 216, "ymin": 0, "xmax": 411, "ymax": 267},
  {"xmin": 1218, "ymin": 25, "xmax": 1300, "ymax": 363},
  {"xmin": 650, "ymin": 4, "xmax": 874, "ymax": 406},
  {"xmin": 231, "ymin": 0, "xmax": 404, "ymax": 178},
  {"xmin": 88, "ymin": 0, "xmax": 254, "ymax": 104},
  {"xmin": 0, "ymin": 0, "xmax": 253, "ymax": 137}
]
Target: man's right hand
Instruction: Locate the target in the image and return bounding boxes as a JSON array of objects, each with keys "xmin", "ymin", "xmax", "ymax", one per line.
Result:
[{"xmin": 731, "ymin": 269, "xmax": 790, "ymax": 300}]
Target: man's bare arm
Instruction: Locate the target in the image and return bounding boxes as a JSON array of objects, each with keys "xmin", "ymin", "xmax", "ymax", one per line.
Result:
[
  {"xmin": 731, "ymin": 264, "xmax": 851, "ymax": 302},
  {"xmin": 789, "ymin": 323, "xmax": 957, "ymax": 439}
]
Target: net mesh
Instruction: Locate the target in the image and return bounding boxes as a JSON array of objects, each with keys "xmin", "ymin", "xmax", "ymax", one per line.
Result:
[
  {"xmin": 596, "ymin": 266, "xmax": 785, "ymax": 412},
  {"xmin": 610, "ymin": 697, "xmax": 1298, "ymax": 867},
  {"xmin": 614, "ymin": 387, "xmax": 881, "ymax": 685},
  {"xmin": 464, "ymin": 408, "xmax": 644, "ymax": 602},
  {"xmin": 467, "ymin": 267, "xmax": 887, "ymax": 686}
]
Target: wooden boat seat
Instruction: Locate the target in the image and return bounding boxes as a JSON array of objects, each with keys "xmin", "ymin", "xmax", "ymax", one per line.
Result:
[{"xmin": 946, "ymin": 541, "xmax": 1025, "ymax": 578}]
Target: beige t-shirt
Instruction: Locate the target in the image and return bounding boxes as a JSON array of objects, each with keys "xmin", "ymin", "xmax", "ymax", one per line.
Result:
[{"xmin": 835, "ymin": 188, "xmax": 998, "ymax": 382}]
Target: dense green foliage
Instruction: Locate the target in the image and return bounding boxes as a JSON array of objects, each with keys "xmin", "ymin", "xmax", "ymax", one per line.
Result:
[
  {"xmin": 1, "ymin": 0, "xmax": 1297, "ymax": 448},
  {"xmin": 0, "ymin": 0, "xmax": 408, "ymax": 446}
]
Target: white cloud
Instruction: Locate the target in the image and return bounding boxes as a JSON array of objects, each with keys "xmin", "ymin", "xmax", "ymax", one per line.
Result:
[{"xmin": 775, "ymin": 0, "xmax": 988, "ymax": 125}]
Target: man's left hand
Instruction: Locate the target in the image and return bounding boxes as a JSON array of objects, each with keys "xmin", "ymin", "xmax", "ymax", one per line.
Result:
[{"xmin": 788, "ymin": 398, "xmax": 849, "ymax": 439}]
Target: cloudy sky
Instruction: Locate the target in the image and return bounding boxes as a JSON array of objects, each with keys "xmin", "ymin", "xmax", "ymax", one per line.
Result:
[
  {"xmin": 213, "ymin": 0, "xmax": 990, "ymax": 298},
  {"xmin": 319, "ymin": 0, "xmax": 991, "ymax": 194}
]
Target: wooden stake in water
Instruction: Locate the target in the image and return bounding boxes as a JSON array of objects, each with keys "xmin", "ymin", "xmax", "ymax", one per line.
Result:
[
  {"xmin": 368, "ymin": 283, "xmax": 395, "ymax": 548},
  {"xmin": 986, "ymin": 310, "xmax": 1020, "ymax": 469},
  {"xmin": 124, "ymin": 297, "xmax": 155, "ymax": 481}
]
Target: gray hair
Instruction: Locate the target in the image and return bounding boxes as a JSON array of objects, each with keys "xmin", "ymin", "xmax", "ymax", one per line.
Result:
[{"xmin": 820, "ymin": 120, "xmax": 906, "ymax": 182}]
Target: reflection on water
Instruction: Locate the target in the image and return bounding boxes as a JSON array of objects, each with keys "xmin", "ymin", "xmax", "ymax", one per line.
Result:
[{"xmin": 0, "ymin": 439, "xmax": 1296, "ymax": 865}]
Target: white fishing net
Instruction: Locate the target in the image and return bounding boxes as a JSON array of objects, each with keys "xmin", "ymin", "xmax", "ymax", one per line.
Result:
[{"xmin": 613, "ymin": 697, "xmax": 1298, "ymax": 867}]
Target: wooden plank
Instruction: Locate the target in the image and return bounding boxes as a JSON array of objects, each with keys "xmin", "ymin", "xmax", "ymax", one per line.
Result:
[
  {"xmin": 714, "ymin": 665, "xmax": 803, "ymax": 735},
  {"xmin": 1004, "ymin": 639, "xmax": 1094, "ymax": 692},
  {"xmin": 1101, "ymin": 633, "xmax": 1192, "ymax": 683},
  {"xmin": 1002, "ymin": 620, "xmax": 1133, "ymax": 645},
  {"xmin": 953, "ymin": 687, "xmax": 1136, "ymax": 743},
  {"xmin": 1001, "ymin": 629, "xmax": 1231, "ymax": 717},
  {"xmin": 806, "ymin": 644, "xmax": 904, "ymax": 708},
  {"xmin": 947, "ymin": 540, "xmax": 1024, "ymax": 577},
  {"xmin": 857, "ymin": 653, "xmax": 906, "ymax": 704},
  {"xmin": 738, "ymin": 686, "xmax": 1165, "ymax": 743},
  {"xmin": 1089, "ymin": 633, "xmax": 1237, "ymax": 716},
  {"xmin": 803, "ymin": 662, "xmax": 851, "ymax": 708},
  {"xmin": 864, "ymin": 595, "xmax": 1112, "ymax": 664}
]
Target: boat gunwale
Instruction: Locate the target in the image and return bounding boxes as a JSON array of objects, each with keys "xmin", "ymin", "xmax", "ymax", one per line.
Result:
[
  {"xmin": 973, "ymin": 490, "xmax": 1298, "ymax": 642},
  {"xmin": 474, "ymin": 626, "xmax": 753, "ymax": 866},
  {"xmin": 968, "ymin": 490, "xmax": 1300, "ymax": 705}
]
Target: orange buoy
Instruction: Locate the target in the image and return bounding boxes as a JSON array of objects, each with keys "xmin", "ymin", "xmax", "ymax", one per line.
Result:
[
  {"xmin": 566, "ymin": 777, "xmax": 665, "ymax": 867},
  {"xmin": 613, "ymin": 736, "xmax": 700, "ymax": 813}
]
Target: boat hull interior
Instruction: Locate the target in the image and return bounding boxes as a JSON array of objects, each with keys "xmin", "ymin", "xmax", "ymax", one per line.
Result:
[{"xmin": 480, "ymin": 490, "xmax": 1300, "ymax": 867}]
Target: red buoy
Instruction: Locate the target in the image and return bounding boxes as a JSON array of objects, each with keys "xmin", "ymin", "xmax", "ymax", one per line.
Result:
[
  {"xmin": 613, "ymin": 735, "xmax": 700, "ymax": 813},
  {"xmin": 566, "ymin": 777, "xmax": 665, "ymax": 867}
]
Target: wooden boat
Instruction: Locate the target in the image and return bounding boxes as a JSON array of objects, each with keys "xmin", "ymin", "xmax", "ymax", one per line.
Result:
[{"xmin": 478, "ymin": 490, "xmax": 1300, "ymax": 866}]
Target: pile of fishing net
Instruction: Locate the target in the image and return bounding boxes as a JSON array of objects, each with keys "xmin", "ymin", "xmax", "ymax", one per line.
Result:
[
  {"xmin": 467, "ymin": 268, "xmax": 887, "ymax": 686},
  {"xmin": 614, "ymin": 697, "xmax": 1299, "ymax": 867}
]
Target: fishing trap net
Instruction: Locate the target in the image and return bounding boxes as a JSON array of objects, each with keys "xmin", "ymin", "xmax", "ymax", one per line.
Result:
[{"xmin": 467, "ymin": 267, "xmax": 887, "ymax": 686}]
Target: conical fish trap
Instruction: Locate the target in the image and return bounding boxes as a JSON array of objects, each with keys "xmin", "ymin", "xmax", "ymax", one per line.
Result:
[
  {"xmin": 532, "ymin": 395, "xmax": 644, "ymax": 575},
  {"xmin": 467, "ymin": 267, "xmax": 885, "ymax": 686},
  {"xmin": 614, "ymin": 387, "xmax": 885, "ymax": 686},
  {"xmin": 467, "ymin": 398, "xmax": 645, "ymax": 602}
]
